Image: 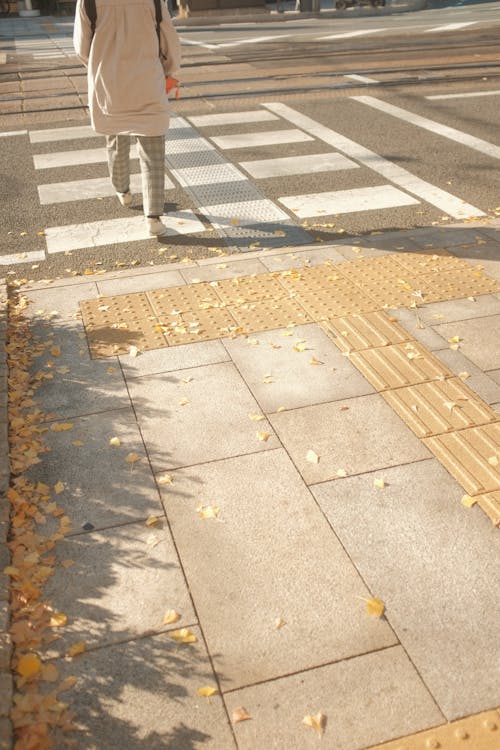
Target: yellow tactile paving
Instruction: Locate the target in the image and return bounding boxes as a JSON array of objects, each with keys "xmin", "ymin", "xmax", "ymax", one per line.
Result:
[
  {"xmin": 381, "ymin": 378, "xmax": 499, "ymax": 438},
  {"xmin": 158, "ymin": 307, "xmax": 241, "ymax": 346},
  {"xmin": 228, "ymin": 297, "xmax": 312, "ymax": 332},
  {"xmin": 368, "ymin": 708, "xmax": 500, "ymax": 750},
  {"xmin": 278, "ymin": 264, "xmax": 353, "ymax": 294},
  {"xmin": 147, "ymin": 283, "xmax": 221, "ymax": 317},
  {"xmin": 476, "ymin": 491, "xmax": 500, "ymax": 526},
  {"xmin": 80, "ymin": 292, "xmax": 155, "ymax": 328},
  {"xmin": 348, "ymin": 342, "xmax": 453, "ymax": 391},
  {"xmin": 86, "ymin": 318, "xmax": 168, "ymax": 358},
  {"xmin": 393, "ymin": 248, "xmax": 473, "ymax": 274},
  {"xmin": 321, "ymin": 311, "xmax": 412, "ymax": 353},
  {"xmin": 423, "ymin": 423, "xmax": 500, "ymax": 496},
  {"xmin": 419, "ymin": 270, "xmax": 500, "ymax": 298},
  {"xmin": 213, "ymin": 273, "xmax": 287, "ymax": 305},
  {"xmin": 296, "ymin": 288, "xmax": 379, "ymax": 319}
]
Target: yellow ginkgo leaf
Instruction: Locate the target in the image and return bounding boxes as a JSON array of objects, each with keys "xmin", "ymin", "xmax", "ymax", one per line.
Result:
[
  {"xmin": 448, "ymin": 336, "xmax": 461, "ymax": 344},
  {"xmin": 109, "ymin": 437, "xmax": 121, "ymax": 447},
  {"xmin": 145, "ymin": 516, "xmax": 161, "ymax": 527},
  {"xmin": 310, "ymin": 357, "xmax": 323, "ymax": 365},
  {"xmin": 41, "ymin": 663, "xmax": 59, "ymax": 683},
  {"xmin": 366, "ymin": 597, "xmax": 385, "ymax": 617},
  {"xmin": 125, "ymin": 452, "xmax": 141, "ymax": 464},
  {"xmin": 51, "ymin": 422, "xmax": 73, "ymax": 432},
  {"xmin": 54, "ymin": 481, "xmax": 64, "ymax": 495},
  {"xmin": 487, "ymin": 455, "xmax": 498, "ymax": 467},
  {"xmin": 170, "ymin": 628, "xmax": 197, "ymax": 644},
  {"xmin": 458, "ymin": 371, "xmax": 470, "ymax": 380},
  {"xmin": 232, "ymin": 706, "xmax": 252, "ymax": 724},
  {"xmin": 306, "ymin": 450, "xmax": 319, "ymax": 464},
  {"xmin": 17, "ymin": 654, "xmax": 42, "ymax": 679},
  {"xmin": 336, "ymin": 468, "xmax": 347, "ymax": 478},
  {"xmin": 275, "ymin": 617, "xmax": 286, "ymax": 629},
  {"xmin": 72, "ymin": 440, "xmax": 85, "ymax": 446},
  {"xmin": 157, "ymin": 473, "xmax": 173, "ymax": 485},
  {"xmin": 257, "ymin": 431, "xmax": 270, "ymax": 442},
  {"xmin": 277, "ymin": 406, "xmax": 286, "ymax": 413},
  {"xmin": 50, "ymin": 612, "xmax": 68, "ymax": 627},
  {"xmin": 197, "ymin": 504, "xmax": 219, "ymax": 520},
  {"xmin": 67, "ymin": 642, "xmax": 86, "ymax": 658},
  {"xmin": 373, "ymin": 478, "xmax": 385, "ymax": 489},
  {"xmin": 461, "ymin": 494, "xmax": 477, "ymax": 508},
  {"xmin": 249, "ymin": 413, "xmax": 265, "ymax": 422},
  {"xmin": 293, "ymin": 341, "xmax": 307, "ymax": 352},
  {"xmin": 129, "ymin": 345, "xmax": 140, "ymax": 357},
  {"xmin": 50, "ymin": 346, "xmax": 61, "ymax": 357},
  {"xmin": 163, "ymin": 610, "xmax": 181, "ymax": 625},
  {"xmin": 179, "ymin": 397, "xmax": 189, "ymax": 406},
  {"xmin": 303, "ymin": 712, "xmax": 326, "ymax": 737},
  {"xmin": 197, "ymin": 686, "xmax": 218, "ymax": 698}
]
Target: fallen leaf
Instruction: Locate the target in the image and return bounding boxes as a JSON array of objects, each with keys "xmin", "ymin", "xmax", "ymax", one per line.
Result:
[
  {"xmin": 458, "ymin": 371, "xmax": 470, "ymax": 380},
  {"xmin": 179, "ymin": 397, "xmax": 189, "ymax": 406},
  {"xmin": 197, "ymin": 686, "xmax": 218, "ymax": 698},
  {"xmin": 54, "ymin": 481, "xmax": 64, "ymax": 494},
  {"xmin": 293, "ymin": 341, "xmax": 307, "ymax": 352},
  {"xmin": 257, "ymin": 431, "xmax": 271, "ymax": 442},
  {"xmin": 50, "ymin": 612, "xmax": 68, "ymax": 627},
  {"xmin": 125, "ymin": 452, "xmax": 141, "ymax": 464},
  {"xmin": 197, "ymin": 504, "xmax": 219, "ymax": 520},
  {"xmin": 276, "ymin": 406, "xmax": 286, "ymax": 412},
  {"xmin": 67, "ymin": 642, "xmax": 86, "ymax": 658},
  {"xmin": 448, "ymin": 336, "xmax": 461, "ymax": 344},
  {"xmin": 366, "ymin": 597, "xmax": 385, "ymax": 617},
  {"xmin": 129, "ymin": 345, "xmax": 140, "ymax": 357},
  {"xmin": 170, "ymin": 628, "xmax": 197, "ymax": 644},
  {"xmin": 145, "ymin": 516, "xmax": 161, "ymax": 527},
  {"xmin": 373, "ymin": 478, "xmax": 386, "ymax": 489},
  {"xmin": 461, "ymin": 494, "xmax": 477, "ymax": 508},
  {"xmin": 50, "ymin": 345, "xmax": 61, "ymax": 357},
  {"xmin": 303, "ymin": 712, "xmax": 326, "ymax": 737},
  {"xmin": 487, "ymin": 455, "xmax": 498, "ymax": 467},
  {"xmin": 51, "ymin": 422, "xmax": 73, "ymax": 432},
  {"xmin": 72, "ymin": 440, "xmax": 85, "ymax": 446},
  {"xmin": 249, "ymin": 413, "xmax": 265, "ymax": 422},
  {"xmin": 275, "ymin": 617, "xmax": 286, "ymax": 629},
  {"xmin": 336, "ymin": 468, "xmax": 347, "ymax": 478},
  {"xmin": 17, "ymin": 653, "xmax": 42, "ymax": 678},
  {"xmin": 306, "ymin": 449, "xmax": 319, "ymax": 464},
  {"xmin": 109, "ymin": 437, "xmax": 121, "ymax": 447},
  {"xmin": 310, "ymin": 357, "xmax": 323, "ymax": 365},
  {"xmin": 163, "ymin": 610, "xmax": 181, "ymax": 625},
  {"xmin": 232, "ymin": 707, "xmax": 251, "ymax": 724},
  {"xmin": 157, "ymin": 473, "xmax": 173, "ymax": 485}
]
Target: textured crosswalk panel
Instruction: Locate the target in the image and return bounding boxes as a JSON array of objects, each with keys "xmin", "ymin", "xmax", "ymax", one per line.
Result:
[
  {"xmin": 228, "ymin": 297, "xmax": 312, "ymax": 333},
  {"xmin": 147, "ymin": 284, "xmax": 222, "ymax": 317},
  {"xmin": 80, "ymin": 293, "xmax": 155, "ymax": 328},
  {"xmin": 296, "ymin": 288, "xmax": 379, "ymax": 319},
  {"xmin": 348, "ymin": 342, "xmax": 453, "ymax": 391},
  {"xmin": 86, "ymin": 318, "xmax": 168, "ymax": 358},
  {"xmin": 423, "ymin": 423, "xmax": 500, "ymax": 496},
  {"xmin": 476, "ymin": 490, "xmax": 500, "ymax": 526},
  {"xmin": 322, "ymin": 311, "xmax": 413, "ymax": 353},
  {"xmin": 214, "ymin": 273, "xmax": 287, "ymax": 305},
  {"xmin": 381, "ymin": 378, "xmax": 499, "ymax": 438},
  {"xmin": 368, "ymin": 708, "xmax": 500, "ymax": 750}
]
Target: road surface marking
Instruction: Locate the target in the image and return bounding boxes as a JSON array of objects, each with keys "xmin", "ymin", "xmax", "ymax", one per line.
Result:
[
  {"xmin": 210, "ymin": 129, "xmax": 313, "ymax": 150},
  {"xmin": 426, "ymin": 90, "xmax": 500, "ymax": 100},
  {"xmin": 188, "ymin": 111, "xmax": 279, "ymax": 127},
  {"xmin": 45, "ymin": 211, "xmax": 205, "ymax": 254},
  {"xmin": 29, "ymin": 118, "xmax": 187, "ymax": 144},
  {"xmin": 37, "ymin": 173, "xmax": 175, "ymax": 205},
  {"xmin": 239, "ymin": 152, "xmax": 359, "ymax": 179},
  {"xmin": 279, "ymin": 185, "xmax": 419, "ymax": 218},
  {"xmin": 170, "ymin": 163, "xmax": 247, "ymax": 187},
  {"xmin": 426, "ymin": 22, "xmax": 477, "ymax": 33},
  {"xmin": 197, "ymin": 199, "xmax": 290, "ymax": 229},
  {"xmin": 319, "ymin": 29, "xmax": 387, "ymax": 41},
  {"xmin": 215, "ymin": 35, "xmax": 292, "ymax": 49},
  {"xmin": 352, "ymin": 95, "xmax": 500, "ymax": 160},
  {"xmin": 0, "ymin": 250, "xmax": 45, "ymax": 265},
  {"xmin": 263, "ymin": 102, "xmax": 485, "ymax": 218},
  {"xmin": 0, "ymin": 130, "xmax": 27, "ymax": 138},
  {"xmin": 344, "ymin": 74, "xmax": 379, "ymax": 85}
]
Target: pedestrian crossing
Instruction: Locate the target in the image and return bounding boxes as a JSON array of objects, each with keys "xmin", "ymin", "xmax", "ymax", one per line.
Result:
[{"xmin": 26, "ymin": 99, "xmax": 487, "ymax": 261}]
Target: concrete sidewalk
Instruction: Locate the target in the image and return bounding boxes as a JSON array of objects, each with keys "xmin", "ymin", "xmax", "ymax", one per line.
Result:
[{"xmin": 2, "ymin": 223, "xmax": 500, "ymax": 749}]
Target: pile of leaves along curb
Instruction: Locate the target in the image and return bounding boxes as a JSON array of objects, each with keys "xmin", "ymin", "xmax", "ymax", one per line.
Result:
[{"xmin": 2, "ymin": 284, "xmax": 78, "ymax": 750}]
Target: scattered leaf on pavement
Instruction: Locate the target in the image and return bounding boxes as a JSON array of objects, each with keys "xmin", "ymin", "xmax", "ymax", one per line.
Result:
[
  {"xmin": 303, "ymin": 712, "xmax": 326, "ymax": 737},
  {"xmin": 366, "ymin": 597, "xmax": 385, "ymax": 617}
]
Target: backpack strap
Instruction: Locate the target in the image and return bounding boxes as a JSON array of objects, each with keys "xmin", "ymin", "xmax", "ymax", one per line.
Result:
[
  {"xmin": 83, "ymin": 0, "xmax": 97, "ymax": 37},
  {"xmin": 154, "ymin": 0, "xmax": 162, "ymax": 54}
]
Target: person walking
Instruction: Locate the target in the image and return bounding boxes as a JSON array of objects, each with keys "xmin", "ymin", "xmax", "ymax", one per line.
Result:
[{"xmin": 73, "ymin": 0, "xmax": 181, "ymax": 238}]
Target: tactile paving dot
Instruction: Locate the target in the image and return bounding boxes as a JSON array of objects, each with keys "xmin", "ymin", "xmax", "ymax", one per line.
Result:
[
  {"xmin": 214, "ymin": 273, "xmax": 286, "ymax": 305},
  {"xmin": 147, "ymin": 284, "xmax": 221, "ymax": 317},
  {"xmin": 228, "ymin": 297, "xmax": 312, "ymax": 333},
  {"xmin": 476, "ymin": 490, "xmax": 500, "ymax": 526},
  {"xmin": 157, "ymin": 307, "xmax": 240, "ymax": 345},
  {"xmin": 369, "ymin": 708, "xmax": 500, "ymax": 750},
  {"xmin": 278, "ymin": 264, "xmax": 353, "ymax": 295},
  {"xmin": 296, "ymin": 289, "xmax": 379, "ymax": 319},
  {"xmin": 352, "ymin": 279, "xmax": 443, "ymax": 308},
  {"xmin": 322, "ymin": 310, "xmax": 414, "ymax": 353},
  {"xmin": 338, "ymin": 254, "xmax": 408, "ymax": 282},
  {"xmin": 394, "ymin": 249, "xmax": 472, "ymax": 274},
  {"xmin": 423, "ymin": 423, "xmax": 500, "ymax": 496},
  {"xmin": 419, "ymin": 269, "xmax": 500, "ymax": 298},
  {"xmin": 381, "ymin": 378, "xmax": 499, "ymax": 438},
  {"xmin": 81, "ymin": 293, "xmax": 155, "ymax": 328},
  {"xmin": 348, "ymin": 341, "xmax": 453, "ymax": 391},
  {"xmin": 86, "ymin": 318, "xmax": 167, "ymax": 358}
]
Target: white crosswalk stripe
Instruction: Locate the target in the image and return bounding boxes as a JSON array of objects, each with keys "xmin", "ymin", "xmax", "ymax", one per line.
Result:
[
  {"xmin": 279, "ymin": 185, "xmax": 419, "ymax": 219},
  {"xmin": 210, "ymin": 129, "xmax": 314, "ymax": 150},
  {"xmin": 239, "ymin": 153, "xmax": 358, "ymax": 179},
  {"xmin": 38, "ymin": 174, "xmax": 175, "ymax": 205},
  {"xmin": 425, "ymin": 22, "xmax": 477, "ymax": 33}
]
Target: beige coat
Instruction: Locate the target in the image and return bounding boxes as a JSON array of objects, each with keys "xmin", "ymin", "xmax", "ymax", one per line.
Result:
[{"xmin": 73, "ymin": 0, "xmax": 181, "ymax": 136}]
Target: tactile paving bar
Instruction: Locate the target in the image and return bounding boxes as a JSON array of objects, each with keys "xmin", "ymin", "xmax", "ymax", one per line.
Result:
[
  {"xmin": 368, "ymin": 708, "xmax": 500, "ymax": 750},
  {"xmin": 158, "ymin": 308, "xmax": 240, "ymax": 346},
  {"xmin": 147, "ymin": 284, "xmax": 222, "ymax": 317},
  {"xmin": 86, "ymin": 318, "xmax": 167, "ymax": 358},
  {"xmin": 322, "ymin": 311, "xmax": 414, "ymax": 353},
  {"xmin": 228, "ymin": 297, "xmax": 312, "ymax": 333},
  {"xmin": 423, "ymin": 423, "xmax": 500, "ymax": 496},
  {"xmin": 477, "ymin": 490, "xmax": 500, "ymax": 526},
  {"xmin": 214, "ymin": 273, "xmax": 287, "ymax": 306},
  {"xmin": 80, "ymin": 293, "xmax": 155, "ymax": 328},
  {"xmin": 348, "ymin": 341, "xmax": 453, "ymax": 391},
  {"xmin": 381, "ymin": 378, "xmax": 499, "ymax": 438}
]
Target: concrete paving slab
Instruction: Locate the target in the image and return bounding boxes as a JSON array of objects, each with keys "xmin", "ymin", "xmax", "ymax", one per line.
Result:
[
  {"xmin": 227, "ymin": 646, "xmax": 443, "ymax": 750},
  {"xmin": 127, "ymin": 362, "xmax": 280, "ymax": 472},
  {"xmin": 29, "ymin": 408, "xmax": 163, "ymax": 533},
  {"xmin": 269, "ymin": 394, "xmax": 430, "ymax": 485},
  {"xmin": 96, "ymin": 269, "xmax": 185, "ymax": 296},
  {"xmin": 433, "ymin": 314, "xmax": 500, "ymax": 371},
  {"xmin": 24, "ymin": 282, "xmax": 98, "ymax": 320},
  {"xmin": 259, "ymin": 246, "xmax": 347, "ymax": 271},
  {"xmin": 53, "ymin": 629, "xmax": 235, "ymax": 750},
  {"xmin": 161, "ymin": 449, "xmax": 396, "ymax": 691},
  {"xmin": 312, "ymin": 459, "xmax": 500, "ymax": 720},
  {"xmin": 416, "ymin": 294, "xmax": 500, "ymax": 326},
  {"xmin": 388, "ymin": 307, "xmax": 448, "ymax": 351},
  {"xmin": 45, "ymin": 521, "xmax": 195, "ymax": 656},
  {"xmin": 120, "ymin": 339, "xmax": 230, "ymax": 378},
  {"xmin": 223, "ymin": 323, "xmax": 374, "ymax": 413},
  {"xmin": 179, "ymin": 257, "xmax": 268, "ymax": 283},
  {"xmin": 29, "ymin": 321, "xmax": 129, "ymax": 420},
  {"xmin": 432, "ymin": 349, "xmax": 500, "ymax": 405},
  {"xmin": 488, "ymin": 369, "xmax": 500, "ymax": 386}
]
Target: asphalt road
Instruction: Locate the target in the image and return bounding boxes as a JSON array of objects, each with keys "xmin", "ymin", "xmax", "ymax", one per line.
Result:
[{"xmin": 0, "ymin": 1, "xmax": 499, "ymax": 280}]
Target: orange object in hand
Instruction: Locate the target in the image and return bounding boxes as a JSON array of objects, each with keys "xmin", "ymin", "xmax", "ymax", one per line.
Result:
[{"xmin": 166, "ymin": 77, "xmax": 180, "ymax": 99}]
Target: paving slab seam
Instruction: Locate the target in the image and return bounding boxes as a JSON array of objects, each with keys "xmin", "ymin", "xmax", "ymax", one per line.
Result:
[{"xmin": 306, "ymin": 455, "xmax": 435, "ymax": 489}]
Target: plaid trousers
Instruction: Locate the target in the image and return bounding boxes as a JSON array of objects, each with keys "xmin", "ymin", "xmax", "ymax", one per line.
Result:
[{"xmin": 106, "ymin": 134, "xmax": 165, "ymax": 218}]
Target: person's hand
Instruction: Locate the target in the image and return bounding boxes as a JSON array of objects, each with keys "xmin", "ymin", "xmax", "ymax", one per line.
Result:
[{"xmin": 166, "ymin": 77, "xmax": 180, "ymax": 99}]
